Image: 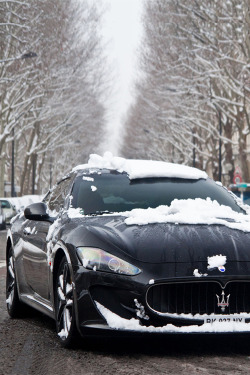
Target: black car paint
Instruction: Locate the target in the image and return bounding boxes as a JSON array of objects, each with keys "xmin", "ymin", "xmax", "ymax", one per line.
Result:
[{"xmin": 7, "ymin": 168, "xmax": 250, "ymax": 337}]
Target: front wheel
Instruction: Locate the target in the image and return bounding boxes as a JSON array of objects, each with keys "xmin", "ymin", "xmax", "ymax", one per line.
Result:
[
  {"xmin": 55, "ymin": 257, "xmax": 79, "ymax": 347},
  {"xmin": 6, "ymin": 247, "xmax": 25, "ymax": 317}
]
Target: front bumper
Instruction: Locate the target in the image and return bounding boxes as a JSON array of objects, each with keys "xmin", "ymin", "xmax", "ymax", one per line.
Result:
[
  {"xmin": 94, "ymin": 301, "xmax": 250, "ymax": 334},
  {"xmin": 73, "ymin": 265, "xmax": 250, "ymax": 336}
]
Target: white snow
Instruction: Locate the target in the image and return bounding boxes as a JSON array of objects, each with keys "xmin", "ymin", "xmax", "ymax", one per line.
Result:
[
  {"xmin": 134, "ymin": 299, "xmax": 149, "ymax": 320},
  {"xmin": 6, "ymin": 295, "xmax": 12, "ymax": 304},
  {"xmin": 149, "ymin": 279, "xmax": 155, "ymax": 284},
  {"xmin": 46, "ymin": 218, "xmax": 61, "ymax": 242},
  {"xmin": 67, "ymin": 207, "xmax": 83, "ymax": 219},
  {"xmin": 91, "ymin": 185, "xmax": 97, "ymax": 192},
  {"xmin": 207, "ymin": 255, "xmax": 227, "ymax": 270},
  {"xmin": 73, "ymin": 152, "xmax": 208, "ymax": 180},
  {"xmin": 123, "ymin": 198, "xmax": 250, "ymax": 232},
  {"xmin": 66, "ymin": 197, "xmax": 250, "ymax": 233},
  {"xmin": 58, "ymin": 329, "xmax": 67, "ymax": 338},
  {"xmin": 24, "ymin": 227, "xmax": 36, "ymax": 235},
  {"xmin": 193, "ymin": 269, "xmax": 208, "ymax": 278},
  {"xmin": 9, "ymin": 194, "xmax": 43, "ymax": 212},
  {"xmin": 95, "ymin": 301, "xmax": 250, "ymax": 333},
  {"xmin": 83, "ymin": 176, "xmax": 94, "ymax": 182},
  {"xmin": 216, "ymin": 181, "xmax": 223, "ymax": 186},
  {"xmin": 82, "ymin": 258, "xmax": 89, "ymax": 268}
]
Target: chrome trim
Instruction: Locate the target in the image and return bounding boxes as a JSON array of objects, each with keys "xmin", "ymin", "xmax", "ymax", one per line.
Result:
[{"xmin": 21, "ymin": 293, "xmax": 53, "ymax": 312}]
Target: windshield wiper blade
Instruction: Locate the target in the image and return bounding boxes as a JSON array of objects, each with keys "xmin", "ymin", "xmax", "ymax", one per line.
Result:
[{"xmin": 88, "ymin": 210, "xmax": 113, "ymax": 216}]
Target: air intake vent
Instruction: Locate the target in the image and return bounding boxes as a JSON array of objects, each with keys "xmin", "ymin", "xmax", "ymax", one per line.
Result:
[{"xmin": 147, "ymin": 281, "xmax": 250, "ymax": 315}]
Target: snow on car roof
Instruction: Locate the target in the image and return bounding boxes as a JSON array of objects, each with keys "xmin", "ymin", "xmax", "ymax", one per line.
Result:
[{"xmin": 72, "ymin": 152, "xmax": 208, "ymax": 180}]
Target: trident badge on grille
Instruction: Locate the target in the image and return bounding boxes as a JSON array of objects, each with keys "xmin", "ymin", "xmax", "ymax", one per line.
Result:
[{"xmin": 216, "ymin": 290, "xmax": 230, "ymax": 312}]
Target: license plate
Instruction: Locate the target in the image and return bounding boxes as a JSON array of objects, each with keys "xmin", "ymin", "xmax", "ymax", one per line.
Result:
[{"xmin": 205, "ymin": 316, "xmax": 245, "ymax": 324}]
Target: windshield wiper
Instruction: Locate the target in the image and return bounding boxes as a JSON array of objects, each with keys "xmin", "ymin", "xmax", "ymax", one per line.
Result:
[{"xmin": 88, "ymin": 210, "xmax": 113, "ymax": 216}]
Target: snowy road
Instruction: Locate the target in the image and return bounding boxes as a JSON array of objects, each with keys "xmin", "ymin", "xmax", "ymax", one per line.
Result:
[{"xmin": 1, "ymin": 230, "xmax": 250, "ymax": 374}]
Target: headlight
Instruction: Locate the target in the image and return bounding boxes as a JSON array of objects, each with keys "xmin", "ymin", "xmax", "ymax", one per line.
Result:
[{"xmin": 77, "ymin": 247, "xmax": 141, "ymax": 275}]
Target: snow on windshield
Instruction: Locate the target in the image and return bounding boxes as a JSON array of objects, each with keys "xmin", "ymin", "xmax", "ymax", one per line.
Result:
[
  {"xmin": 67, "ymin": 197, "xmax": 250, "ymax": 232},
  {"xmin": 73, "ymin": 152, "xmax": 208, "ymax": 180},
  {"xmin": 123, "ymin": 198, "xmax": 250, "ymax": 232}
]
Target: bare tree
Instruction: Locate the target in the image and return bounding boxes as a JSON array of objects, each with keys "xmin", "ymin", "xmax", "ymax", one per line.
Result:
[
  {"xmin": 1, "ymin": 0, "xmax": 107, "ymax": 196},
  {"xmin": 122, "ymin": 0, "xmax": 250, "ymax": 184}
]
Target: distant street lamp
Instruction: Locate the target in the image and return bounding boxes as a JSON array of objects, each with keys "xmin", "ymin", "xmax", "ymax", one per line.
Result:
[
  {"xmin": 211, "ymin": 104, "xmax": 222, "ymax": 182},
  {"xmin": 218, "ymin": 109, "xmax": 222, "ymax": 182},
  {"xmin": 192, "ymin": 128, "xmax": 196, "ymax": 168},
  {"xmin": 209, "ymin": 78, "xmax": 222, "ymax": 182},
  {"xmin": 31, "ymin": 154, "xmax": 37, "ymax": 195},
  {"xmin": 11, "ymin": 129, "xmax": 15, "ymax": 197},
  {"xmin": 49, "ymin": 155, "xmax": 53, "ymax": 189},
  {"xmin": 0, "ymin": 51, "xmax": 37, "ymax": 64}
]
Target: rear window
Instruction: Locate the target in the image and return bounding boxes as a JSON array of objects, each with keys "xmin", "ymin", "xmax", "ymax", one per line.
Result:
[{"xmin": 71, "ymin": 172, "xmax": 243, "ymax": 215}]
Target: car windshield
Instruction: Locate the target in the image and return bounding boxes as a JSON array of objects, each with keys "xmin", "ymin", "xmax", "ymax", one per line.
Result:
[
  {"xmin": 71, "ymin": 171, "xmax": 243, "ymax": 215},
  {"xmin": 1, "ymin": 200, "xmax": 11, "ymax": 209}
]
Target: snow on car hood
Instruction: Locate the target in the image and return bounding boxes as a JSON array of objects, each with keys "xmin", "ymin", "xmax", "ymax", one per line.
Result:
[{"xmin": 72, "ymin": 152, "xmax": 208, "ymax": 180}]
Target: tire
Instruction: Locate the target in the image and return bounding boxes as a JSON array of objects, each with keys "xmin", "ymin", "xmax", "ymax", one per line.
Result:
[
  {"xmin": 0, "ymin": 221, "xmax": 6, "ymax": 230},
  {"xmin": 6, "ymin": 247, "xmax": 25, "ymax": 318},
  {"xmin": 55, "ymin": 256, "xmax": 79, "ymax": 347}
]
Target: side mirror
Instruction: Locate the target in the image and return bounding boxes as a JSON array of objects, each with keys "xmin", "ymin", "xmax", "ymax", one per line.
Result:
[{"xmin": 24, "ymin": 202, "xmax": 52, "ymax": 221}]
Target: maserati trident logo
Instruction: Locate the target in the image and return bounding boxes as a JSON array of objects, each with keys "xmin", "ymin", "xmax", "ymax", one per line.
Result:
[{"xmin": 216, "ymin": 290, "xmax": 230, "ymax": 312}]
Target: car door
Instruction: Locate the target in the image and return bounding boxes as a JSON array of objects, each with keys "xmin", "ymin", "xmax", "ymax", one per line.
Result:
[
  {"xmin": 22, "ymin": 176, "xmax": 74, "ymax": 301},
  {"xmin": 22, "ymin": 218, "xmax": 51, "ymax": 299}
]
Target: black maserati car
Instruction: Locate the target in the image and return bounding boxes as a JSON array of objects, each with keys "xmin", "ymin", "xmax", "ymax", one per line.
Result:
[{"xmin": 6, "ymin": 155, "xmax": 250, "ymax": 347}]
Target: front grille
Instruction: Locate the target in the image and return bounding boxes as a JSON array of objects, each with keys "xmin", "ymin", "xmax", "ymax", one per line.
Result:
[{"xmin": 146, "ymin": 281, "xmax": 250, "ymax": 315}]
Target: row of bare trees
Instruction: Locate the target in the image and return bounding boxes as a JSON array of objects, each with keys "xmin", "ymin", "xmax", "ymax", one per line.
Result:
[
  {"xmin": 122, "ymin": 0, "xmax": 250, "ymax": 184},
  {"xmin": 0, "ymin": 0, "xmax": 107, "ymax": 196}
]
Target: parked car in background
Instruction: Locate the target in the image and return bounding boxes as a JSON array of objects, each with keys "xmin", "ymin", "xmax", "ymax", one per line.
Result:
[
  {"xmin": 0, "ymin": 195, "xmax": 43, "ymax": 225},
  {"xmin": 0, "ymin": 199, "xmax": 16, "ymax": 224},
  {"xmin": 8, "ymin": 195, "xmax": 43, "ymax": 213}
]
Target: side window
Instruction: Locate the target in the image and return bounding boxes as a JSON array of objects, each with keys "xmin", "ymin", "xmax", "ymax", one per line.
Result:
[{"xmin": 46, "ymin": 177, "xmax": 73, "ymax": 214}]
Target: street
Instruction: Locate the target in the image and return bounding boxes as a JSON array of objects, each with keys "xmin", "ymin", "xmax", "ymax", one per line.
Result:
[{"xmin": 1, "ymin": 230, "xmax": 250, "ymax": 374}]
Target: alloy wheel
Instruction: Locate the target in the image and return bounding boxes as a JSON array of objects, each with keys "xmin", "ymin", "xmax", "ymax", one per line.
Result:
[
  {"xmin": 56, "ymin": 257, "xmax": 78, "ymax": 347},
  {"xmin": 6, "ymin": 247, "xmax": 25, "ymax": 317}
]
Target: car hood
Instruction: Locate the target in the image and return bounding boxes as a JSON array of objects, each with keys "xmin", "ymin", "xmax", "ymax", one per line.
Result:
[{"xmin": 65, "ymin": 215, "xmax": 250, "ymax": 264}]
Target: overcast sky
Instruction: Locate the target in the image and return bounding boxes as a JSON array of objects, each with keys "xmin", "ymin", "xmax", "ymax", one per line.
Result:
[{"xmin": 100, "ymin": 0, "xmax": 143, "ymax": 155}]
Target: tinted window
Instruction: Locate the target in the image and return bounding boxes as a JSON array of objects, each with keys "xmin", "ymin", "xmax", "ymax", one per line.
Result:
[
  {"xmin": 71, "ymin": 172, "xmax": 243, "ymax": 215},
  {"xmin": 46, "ymin": 177, "xmax": 73, "ymax": 213}
]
